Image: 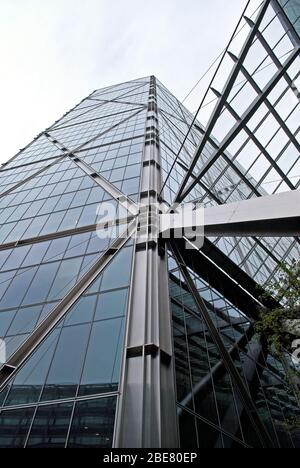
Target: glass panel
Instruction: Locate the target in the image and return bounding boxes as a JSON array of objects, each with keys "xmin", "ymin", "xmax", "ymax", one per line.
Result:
[
  {"xmin": 178, "ymin": 409, "xmax": 198, "ymax": 449},
  {"xmin": 64, "ymin": 295, "xmax": 97, "ymax": 326},
  {"xmin": 47, "ymin": 257, "xmax": 82, "ymax": 300},
  {"xmin": 7, "ymin": 306, "xmax": 42, "ymax": 335},
  {"xmin": 0, "ymin": 268, "xmax": 38, "ymax": 309},
  {"xmin": 101, "ymin": 247, "xmax": 132, "ymax": 290},
  {"xmin": 26, "ymin": 403, "xmax": 73, "ymax": 448},
  {"xmin": 79, "ymin": 318, "xmax": 125, "ymax": 396},
  {"xmin": 23, "ymin": 263, "xmax": 59, "ymax": 305},
  {"xmin": 22, "ymin": 242, "xmax": 50, "ymax": 267},
  {"xmin": 44, "ymin": 237, "xmax": 70, "ymax": 262},
  {"xmin": 95, "ymin": 289, "xmax": 128, "ymax": 321},
  {"xmin": 0, "ymin": 408, "xmax": 35, "ymax": 448},
  {"xmin": 197, "ymin": 418, "xmax": 222, "ymax": 449},
  {"xmin": 0, "ymin": 310, "xmax": 16, "ymax": 336},
  {"xmin": 2, "ymin": 246, "xmax": 31, "ymax": 271},
  {"xmin": 67, "ymin": 397, "xmax": 116, "ymax": 448},
  {"xmin": 4, "ymin": 329, "xmax": 60, "ymax": 407},
  {"xmin": 41, "ymin": 324, "xmax": 90, "ymax": 401}
]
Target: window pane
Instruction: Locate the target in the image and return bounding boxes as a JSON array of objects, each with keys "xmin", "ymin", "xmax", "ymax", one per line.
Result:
[
  {"xmin": 79, "ymin": 318, "xmax": 125, "ymax": 396},
  {"xmin": 41, "ymin": 324, "xmax": 90, "ymax": 401},
  {"xmin": 23, "ymin": 215, "xmax": 48, "ymax": 239},
  {"xmin": 23, "ymin": 263, "xmax": 59, "ymax": 305},
  {"xmin": 0, "ymin": 268, "xmax": 38, "ymax": 309},
  {"xmin": 0, "ymin": 408, "xmax": 35, "ymax": 448},
  {"xmin": 7, "ymin": 306, "xmax": 42, "ymax": 335},
  {"xmin": 5, "ymin": 329, "xmax": 60, "ymax": 407},
  {"xmin": 0, "ymin": 310, "xmax": 16, "ymax": 336},
  {"xmin": 22, "ymin": 242, "xmax": 50, "ymax": 267},
  {"xmin": 64, "ymin": 295, "xmax": 97, "ymax": 326},
  {"xmin": 197, "ymin": 418, "xmax": 221, "ymax": 449},
  {"xmin": 0, "ymin": 249, "xmax": 12, "ymax": 269},
  {"xmin": 44, "ymin": 237, "xmax": 70, "ymax": 262},
  {"xmin": 40, "ymin": 212, "xmax": 65, "ymax": 236},
  {"xmin": 65, "ymin": 233, "xmax": 90, "ymax": 258},
  {"xmin": 3, "ymin": 246, "xmax": 31, "ymax": 271},
  {"xmin": 178, "ymin": 410, "xmax": 198, "ymax": 449},
  {"xmin": 95, "ymin": 289, "xmax": 128, "ymax": 321},
  {"xmin": 101, "ymin": 247, "xmax": 132, "ymax": 291},
  {"xmin": 59, "ymin": 208, "xmax": 83, "ymax": 231},
  {"xmin": 67, "ymin": 397, "xmax": 116, "ymax": 448},
  {"xmin": 47, "ymin": 257, "xmax": 83, "ymax": 300},
  {"xmin": 26, "ymin": 403, "xmax": 73, "ymax": 448},
  {"xmin": 0, "ymin": 271, "xmax": 14, "ymax": 301}
]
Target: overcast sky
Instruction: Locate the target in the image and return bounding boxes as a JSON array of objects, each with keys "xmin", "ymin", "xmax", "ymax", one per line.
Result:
[{"xmin": 0, "ymin": 0, "xmax": 247, "ymax": 164}]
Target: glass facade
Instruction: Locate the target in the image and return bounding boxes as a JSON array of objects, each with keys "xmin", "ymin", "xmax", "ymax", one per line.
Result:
[
  {"xmin": 168, "ymin": 251, "xmax": 300, "ymax": 448},
  {"xmin": 0, "ymin": 0, "xmax": 299, "ymax": 449},
  {"xmin": 0, "ymin": 77, "xmax": 145, "ymax": 448}
]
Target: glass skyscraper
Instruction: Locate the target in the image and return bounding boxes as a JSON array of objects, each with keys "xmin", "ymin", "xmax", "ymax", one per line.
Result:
[{"xmin": 0, "ymin": 0, "xmax": 299, "ymax": 448}]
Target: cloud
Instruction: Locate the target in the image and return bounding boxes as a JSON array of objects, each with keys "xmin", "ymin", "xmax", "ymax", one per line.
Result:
[{"xmin": 0, "ymin": 0, "xmax": 247, "ymax": 163}]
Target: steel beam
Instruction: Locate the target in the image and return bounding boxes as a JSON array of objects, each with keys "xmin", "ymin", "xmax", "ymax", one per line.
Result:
[
  {"xmin": 227, "ymin": 51, "xmax": 300, "ymax": 154},
  {"xmin": 161, "ymin": 189, "xmax": 300, "ymax": 238},
  {"xmin": 244, "ymin": 15, "xmax": 299, "ymax": 90},
  {"xmin": 211, "ymin": 87, "xmax": 296, "ymax": 191}
]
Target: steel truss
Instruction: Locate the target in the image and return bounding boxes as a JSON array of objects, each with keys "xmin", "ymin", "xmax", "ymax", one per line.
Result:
[{"xmin": 174, "ymin": 0, "xmax": 300, "ymax": 203}]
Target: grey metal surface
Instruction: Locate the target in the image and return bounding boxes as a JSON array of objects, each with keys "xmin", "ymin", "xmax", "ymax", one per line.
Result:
[
  {"xmin": 115, "ymin": 78, "xmax": 178, "ymax": 448},
  {"xmin": 160, "ymin": 190, "xmax": 300, "ymax": 238}
]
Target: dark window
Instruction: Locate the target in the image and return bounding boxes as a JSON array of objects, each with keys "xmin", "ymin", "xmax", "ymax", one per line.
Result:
[
  {"xmin": 178, "ymin": 409, "xmax": 199, "ymax": 449},
  {"xmin": 0, "ymin": 408, "xmax": 35, "ymax": 448},
  {"xmin": 26, "ymin": 403, "xmax": 73, "ymax": 448},
  {"xmin": 67, "ymin": 397, "xmax": 116, "ymax": 448}
]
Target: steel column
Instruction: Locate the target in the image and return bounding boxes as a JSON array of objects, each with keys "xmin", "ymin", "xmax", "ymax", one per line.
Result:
[{"xmin": 115, "ymin": 78, "xmax": 179, "ymax": 448}]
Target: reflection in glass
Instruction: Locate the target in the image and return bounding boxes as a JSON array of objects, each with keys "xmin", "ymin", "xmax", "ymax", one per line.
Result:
[
  {"xmin": 26, "ymin": 403, "xmax": 73, "ymax": 448},
  {"xmin": 0, "ymin": 408, "xmax": 34, "ymax": 448},
  {"xmin": 67, "ymin": 397, "xmax": 116, "ymax": 448}
]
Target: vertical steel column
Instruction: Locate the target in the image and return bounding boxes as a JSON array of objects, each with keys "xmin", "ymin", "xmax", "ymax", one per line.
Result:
[{"xmin": 115, "ymin": 77, "xmax": 179, "ymax": 448}]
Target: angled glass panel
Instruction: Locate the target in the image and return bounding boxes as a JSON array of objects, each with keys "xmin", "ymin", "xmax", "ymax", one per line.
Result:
[
  {"xmin": 0, "ymin": 408, "xmax": 35, "ymax": 448},
  {"xmin": 0, "ymin": 244, "xmax": 133, "ymax": 412},
  {"xmin": 26, "ymin": 403, "xmax": 73, "ymax": 448},
  {"xmin": 67, "ymin": 397, "xmax": 116, "ymax": 448}
]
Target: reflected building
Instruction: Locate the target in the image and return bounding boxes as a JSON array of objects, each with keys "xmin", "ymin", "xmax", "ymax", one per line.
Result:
[{"xmin": 0, "ymin": 0, "xmax": 299, "ymax": 449}]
